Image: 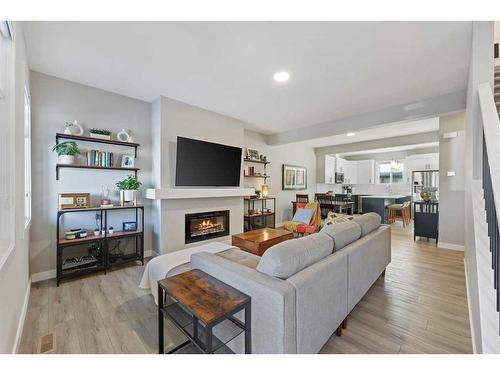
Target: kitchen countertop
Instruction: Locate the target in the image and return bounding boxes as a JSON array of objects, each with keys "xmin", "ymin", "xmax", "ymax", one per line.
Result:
[{"xmin": 359, "ymin": 195, "xmax": 410, "ymax": 199}]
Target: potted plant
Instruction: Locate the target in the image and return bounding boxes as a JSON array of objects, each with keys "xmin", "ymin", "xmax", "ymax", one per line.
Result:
[
  {"xmin": 89, "ymin": 128, "xmax": 112, "ymax": 140},
  {"xmin": 108, "ymin": 226, "xmax": 114, "ymax": 234},
  {"xmin": 52, "ymin": 141, "xmax": 80, "ymax": 164},
  {"xmin": 116, "ymin": 175, "xmax": 142, "ymax": 206},
  {"xmin": 93, "ymin": 228, "xmax": 100, "ymax": 237}
]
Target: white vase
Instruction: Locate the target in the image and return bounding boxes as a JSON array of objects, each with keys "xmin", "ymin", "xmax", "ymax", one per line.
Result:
[
  {"xmin": 58, "ymin": 155, "xmax": 75, "ymax": 164},
  {"xmin": 117, "ymin": 129, "xmax": 131, "ymax": 142},
  {"xmin": 120, "ymin": 189, "xmax": 137, "ymax": 206}
]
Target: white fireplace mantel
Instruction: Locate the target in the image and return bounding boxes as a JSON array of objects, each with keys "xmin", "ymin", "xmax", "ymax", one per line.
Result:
[{"xmin": 145, "ymin": 188, "xmax": 255, "ymax": 200}]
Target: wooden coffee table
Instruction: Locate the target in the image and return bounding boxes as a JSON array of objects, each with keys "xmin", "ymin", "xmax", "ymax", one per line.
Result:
[{"xmin": 232, "ymin": 228, "xmax": 293, "ymax": 256}]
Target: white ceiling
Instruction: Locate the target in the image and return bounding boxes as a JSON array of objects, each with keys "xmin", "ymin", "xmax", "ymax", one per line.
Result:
[
  {"xmin": 23, "ymin": 21, "xmax": 471, "ymax": 135},
  {"xmin": 303, "ymin": 117, "xmax": 439, "ymax": 148}
]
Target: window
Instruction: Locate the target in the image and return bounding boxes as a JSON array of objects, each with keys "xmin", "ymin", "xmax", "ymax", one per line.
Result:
[
  {"xmin": 24, "ymin": 84, "xmax": 31, "ymax": 227},
  {"xmin": 377, "ymin": 160, "xmax": 405, "ymax": 185}
]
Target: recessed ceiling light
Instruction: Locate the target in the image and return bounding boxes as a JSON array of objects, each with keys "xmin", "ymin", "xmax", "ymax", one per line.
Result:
[
  {"xmin": 346, "ymin": 132, "xmax": 356, "ymax": 137},
  {"xmin": 273, "ymin": 71, "xmax": 290, "ymax": 82}
]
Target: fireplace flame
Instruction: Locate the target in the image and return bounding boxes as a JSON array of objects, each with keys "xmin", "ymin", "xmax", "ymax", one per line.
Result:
[{"xmin": 192, "ymin": 218, "xmax": 224, "ymax": 237}]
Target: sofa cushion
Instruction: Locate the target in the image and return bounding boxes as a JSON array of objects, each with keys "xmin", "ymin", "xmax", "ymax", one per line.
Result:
[
  {"xmin": 353, "ymin": 212, "xmax": 381, "ymax": 236},
  {"xmin": 291, "ymin": 207, "xmax": 315, "ymax": 224},
  {"xmin": 256, "ymin": 233, "xmax": 333, "ymax": 279},
  {"xmin": 320, "ymin": 221, "xmax": 362, "ymax": 250}
]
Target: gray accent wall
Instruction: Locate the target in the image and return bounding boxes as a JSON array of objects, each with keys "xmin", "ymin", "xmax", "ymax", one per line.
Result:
[{"xmin": 29, "ymin": 72, "xmax": 153, "ymax": 276}]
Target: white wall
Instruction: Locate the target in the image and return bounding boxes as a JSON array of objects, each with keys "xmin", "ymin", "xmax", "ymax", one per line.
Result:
[
  {"xmin": 438, "ymin": 112, "xmax": 466, "ymax": 248},
  {"xmin": 152, "ymin": 96, "xmax": 247, "ymax": 254},
  {"xmin": 29, "ymin": 72, "xmax": 153, "ymax": 276},
  {"xmin": 244, "ymin": 130, "xmax": 317, "ymax": 225},
  {"xmin": 0, "ymin": 22, "xmax": 31, "ymax": 353},
  {"xmin": 464, "ymin": 21, "xmax": 495, "ymax": 353}
]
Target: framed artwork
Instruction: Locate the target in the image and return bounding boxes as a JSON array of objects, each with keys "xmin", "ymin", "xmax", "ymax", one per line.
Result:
[
  {"xmin": 282, "ymin": 164, "xmax": 307, "ymax": 190},
  {"xmin": 121, "ymin": 155, "xmax": 135, "ymax": 168},
  {"xmin": 246, "ymin": 148, "xmax": 260, "ymax": 160}
]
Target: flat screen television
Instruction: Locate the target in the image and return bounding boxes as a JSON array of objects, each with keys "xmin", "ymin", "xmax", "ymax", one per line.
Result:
[{"xmin": 175, "ymin": 136, "xmax": 242, "ymax": 187}]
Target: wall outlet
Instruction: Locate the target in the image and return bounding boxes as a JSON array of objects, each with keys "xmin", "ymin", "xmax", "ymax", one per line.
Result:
[{"xmin": 447, "ymin": 171, "xmax": 456, "ymax": 177}]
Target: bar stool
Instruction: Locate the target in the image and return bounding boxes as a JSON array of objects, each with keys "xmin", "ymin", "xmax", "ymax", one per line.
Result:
[{"xmin": 387, "ymin": 201, "xmax": 411, "ymax": 227}]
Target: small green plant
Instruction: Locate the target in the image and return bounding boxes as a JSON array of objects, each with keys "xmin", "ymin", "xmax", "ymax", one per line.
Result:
[
  {"xmin": 116, "ymin": 175, "xmax": 142, "ymax": 190},
  {"xmin": 52, "ymin": 141, "xmax": 80, "ymax": 156},
  {"xmin": 89, "ymin": 128, "xmax": 112, "ymax": 136}
]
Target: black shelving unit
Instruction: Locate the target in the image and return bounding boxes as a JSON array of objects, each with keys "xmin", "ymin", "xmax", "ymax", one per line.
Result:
[
  {"xmin": 55, "ymin": 133, "xmax": 140, "ymax": 180},
  {"xmin": 243, "ymin": 197, "xmax": 276, "ymax": 232},
  {"xmin": 56, "ymin": 205, "xmax": 145, "ymax": 286},
  {"xmin": 243, "ymin": 158, "xmax": 270, "ymax": 183},
  {"xmin": 413, "ymin": 201, "xmax": 439, "ymax": 244}
]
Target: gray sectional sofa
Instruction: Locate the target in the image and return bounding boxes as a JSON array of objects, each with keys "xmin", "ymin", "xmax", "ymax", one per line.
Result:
[{"xmin": 191, "ymin": 212, "xmax": 391, "ymax": 354}]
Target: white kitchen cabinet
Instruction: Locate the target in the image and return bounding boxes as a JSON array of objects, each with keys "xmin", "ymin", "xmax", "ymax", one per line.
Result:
[
  {"xmin": 406, "ymin": 153, "xmax": 439, "ymax": 172},
  {"xmin": 335, "ymin": 157, "xmax": 346, "ymax": 173},
  {"xmin": 404, "ymin": 153, "xmax": 439, "ymax": 183},
  {"xmin": 356, "ymin": 159, "xmax": 375, "ymax": 184},
  {"xmin": 324, "ymin": 155, "xmax": 336, "ymax": 184},
  {"xmin": 343, "ymin": 160, "xmax": 358, "ymax": 184}
]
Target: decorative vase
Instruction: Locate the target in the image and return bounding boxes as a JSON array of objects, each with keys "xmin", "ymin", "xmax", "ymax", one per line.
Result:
[
  {"xmin": 120, "ymin": 190, "xmax": 137, "ymax": 206},
  {"xmin": 116, "ymin": 129, "xmax": 131, "ymax": 142},
  {"xmin": 58, "ymin": 155, "xmax": 75, "ymax": 164}
]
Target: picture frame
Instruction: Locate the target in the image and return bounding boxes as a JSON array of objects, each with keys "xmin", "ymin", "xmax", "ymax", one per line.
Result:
[
  {"xmin": 122, "ymin": 221, "xmax": 137, "ymax": 232},
  {"xmin": 121, "ymin": 154, "xmax": 135, "ymax": 168},
  {"xmin": 246, "ymin": 148, "xmax": 260, "ymax": 160},
  {"xmin": 282, "ymin": 164, "xmax": 307, "ymax": 190}
]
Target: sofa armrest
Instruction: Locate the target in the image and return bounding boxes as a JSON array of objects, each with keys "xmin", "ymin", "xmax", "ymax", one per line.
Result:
[{"xmin": 191, "ymin": 252, "xmax": 297, "ymax": 354}]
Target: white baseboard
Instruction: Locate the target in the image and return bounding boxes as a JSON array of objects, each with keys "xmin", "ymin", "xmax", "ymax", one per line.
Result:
[
  {"xmin": 31, "ymin": 269, "xmax": 56, "ymax": 283},
  {"xmin": 438, "ymin": 241, "xmax": 465, "ymax": 251},
  {"xmin": 12, "ymin": 278, "xmax": 31, "ymax": 353},
  {"xmin": 464, "ymin": 259, "xmax": 478, "ymax": 354}
]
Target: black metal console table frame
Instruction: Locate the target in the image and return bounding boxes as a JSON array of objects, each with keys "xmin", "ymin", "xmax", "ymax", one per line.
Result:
[{"xmin": 56, "ymin": 205, "xmax": 144, "ymax": 286}]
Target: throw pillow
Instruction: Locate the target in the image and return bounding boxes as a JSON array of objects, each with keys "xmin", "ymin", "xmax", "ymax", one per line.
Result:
[{"xmin": 291, "ymin": 208, "xmax": 315, "ymax": 224}]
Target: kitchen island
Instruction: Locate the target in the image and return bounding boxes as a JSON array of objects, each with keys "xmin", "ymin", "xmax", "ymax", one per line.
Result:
[{"xmin": 360, "ymin": 195, "xmax": 412, "ymax": 223}]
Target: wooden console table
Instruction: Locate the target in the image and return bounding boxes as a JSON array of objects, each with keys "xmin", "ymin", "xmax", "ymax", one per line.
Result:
[{"xmin": 158, "ymin": 269, "xmax": 251, "ymax": 354}]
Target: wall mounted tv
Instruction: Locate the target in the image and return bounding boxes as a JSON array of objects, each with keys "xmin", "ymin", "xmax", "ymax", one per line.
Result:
[{"xmin": 175, "ymin": 136, "xmax": 242, "ymax": 187}]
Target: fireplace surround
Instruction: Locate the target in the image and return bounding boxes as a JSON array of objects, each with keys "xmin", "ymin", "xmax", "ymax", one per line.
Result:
[{"xmin": 185, "ymin": 210, "xmax": 230, "ymax": 244}]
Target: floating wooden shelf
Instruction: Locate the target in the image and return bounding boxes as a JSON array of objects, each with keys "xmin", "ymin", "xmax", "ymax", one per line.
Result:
[
  {"xmin": 243, "ymin": 158, "xmax": 270, "ymax": 165},
  {"xmin": 56, "ymin": 133, "xmax": 139, "ymax": 149},
  {"xmin": 56, "ymin": 164, "xmax": 139, "ymax": 180}
]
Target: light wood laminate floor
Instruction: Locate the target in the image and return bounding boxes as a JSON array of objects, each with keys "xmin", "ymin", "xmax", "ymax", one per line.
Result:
[{"xmin": 19, "ymin": 223, "xmax": 472, "ymax": 354}]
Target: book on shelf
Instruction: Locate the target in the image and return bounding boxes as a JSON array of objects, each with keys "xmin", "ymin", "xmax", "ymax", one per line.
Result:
[{"xmin": 86, "ymin": 149, "xmax": 115, "ymax": 167}]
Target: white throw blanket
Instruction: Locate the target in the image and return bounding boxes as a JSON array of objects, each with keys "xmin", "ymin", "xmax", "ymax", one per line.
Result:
[{"xmin": 139, "ymin": 241, "xmax": 236, "ymax": 304}]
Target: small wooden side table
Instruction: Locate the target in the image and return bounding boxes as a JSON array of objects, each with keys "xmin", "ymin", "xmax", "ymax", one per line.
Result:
[
  {"xmin": 158, "ymin": 269, "xmax": 251, "ymax": 354},
  {"xmin": 232, "ymin": 227, "xmax": 293, "ymax": 256}
]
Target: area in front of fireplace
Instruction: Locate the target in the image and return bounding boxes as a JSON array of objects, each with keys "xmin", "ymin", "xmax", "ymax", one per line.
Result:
[{"xmin": 185, "ymin": 210, "xmax": 230, "ymax": 244}]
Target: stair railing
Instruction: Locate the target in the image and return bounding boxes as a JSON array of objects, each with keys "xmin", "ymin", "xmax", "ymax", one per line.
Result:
[{"xmin": 478, "ymin": 82, "xmax": 500, "ymax": 334}]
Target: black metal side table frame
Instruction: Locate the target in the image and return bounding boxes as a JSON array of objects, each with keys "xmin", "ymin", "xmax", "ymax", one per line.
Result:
[{"xmin": 158, "ymin": 277, "xmax": 251, "ymax": 354}]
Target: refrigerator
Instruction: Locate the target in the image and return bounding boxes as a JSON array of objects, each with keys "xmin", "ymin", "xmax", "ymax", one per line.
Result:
[{"xmin": 411, "ymin": 170, "xmax": 439, "ymax": 202}]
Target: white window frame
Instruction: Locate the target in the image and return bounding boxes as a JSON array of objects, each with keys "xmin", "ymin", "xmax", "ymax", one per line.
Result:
[{"xmin": 376, "ymin": 160, "xmax": 405, "ymax": 185}]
